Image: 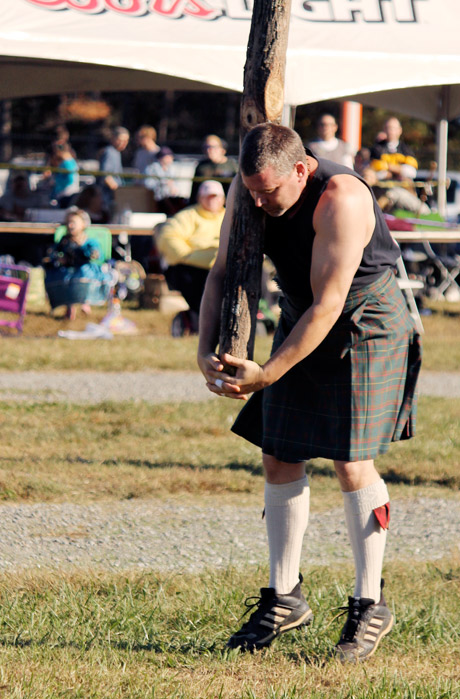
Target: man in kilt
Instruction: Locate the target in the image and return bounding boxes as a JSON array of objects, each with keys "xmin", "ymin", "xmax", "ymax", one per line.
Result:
[{"xmin": 197, "ymin": 123, "xmax": 421, "ymax": 662}]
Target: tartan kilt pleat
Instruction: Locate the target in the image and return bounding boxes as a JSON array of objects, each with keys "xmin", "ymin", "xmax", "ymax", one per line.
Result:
[{"xmin": 231, "ymin": 269, "xmax": 422, "ymax": 462}]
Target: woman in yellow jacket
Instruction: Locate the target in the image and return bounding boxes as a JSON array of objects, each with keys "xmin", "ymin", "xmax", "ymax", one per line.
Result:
[{"xmin": 156, "ymin": 180, "xmax": 226, "ymax": 335}]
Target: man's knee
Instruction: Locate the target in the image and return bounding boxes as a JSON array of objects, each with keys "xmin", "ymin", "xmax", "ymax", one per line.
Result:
[
  {"xmin": 262, "ymin": 453, "xmax": 305, "ymax": 484},
  {"xmin": 334, "ymin": 459, "xmax": 379, "ymax": 492}
]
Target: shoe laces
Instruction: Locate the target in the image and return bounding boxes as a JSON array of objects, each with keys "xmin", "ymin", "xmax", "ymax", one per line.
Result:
[
  {"xmin": 329, "ymin": 597, "xmax": 373, "ymax": 641},
  {"xmin": 238, "ymin": 590, "xmax": 273, "ymax": 626},
  {"xmin": 237, "ymin": 576, "xmax": 303, "ymax": 627}
]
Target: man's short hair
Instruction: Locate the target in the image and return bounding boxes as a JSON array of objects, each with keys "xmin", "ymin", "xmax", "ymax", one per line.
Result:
[
  {"xmin": 316, "ymin": 112, "xmax": 337, "ymax": 126},
  {"xmin": 137, "ymin": 125, "xmax": 157, "ymax": 141},
  {"xmin": 112, "ymin": 126, "xmax": 130, "ymax": 140},
  {"xmin": 203, "ymin": 134, "xmax": 227, "ymax": 150},
  {"xmin": 240, "ymin": 123, "xmax": 306, "ymax": 178}
]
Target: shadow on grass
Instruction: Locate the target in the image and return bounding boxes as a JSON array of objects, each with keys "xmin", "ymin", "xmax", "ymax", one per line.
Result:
[
  {"xmin": 0, "ymin": 632, "xmax": 336, "ymax": 665},
  {"xmin": 0, "ymin": 628, "xmax": 329, "ymax": 661},
  {"xmin": 306, "ymin": 460, "xmax": 459, "ymax": 488},
  {"xmin": 0, "ymin": 634, "xmax": 222, "ymax": 655},
  {"xmin": 58, "ymin": 456, "xmax": 265, "ymax": 476},
  {"xmin": 383, "ymin": 468, "xmax": 459, "ymax": 488},
  {"xmin": 7, "ymin": 452, "xmax": 455, "ymax": 488}
]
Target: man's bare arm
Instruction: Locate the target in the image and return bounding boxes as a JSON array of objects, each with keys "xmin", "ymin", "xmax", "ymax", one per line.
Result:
[{"xmin": 219, "ymin": 175, "xmax": 375, "ymax": 394}]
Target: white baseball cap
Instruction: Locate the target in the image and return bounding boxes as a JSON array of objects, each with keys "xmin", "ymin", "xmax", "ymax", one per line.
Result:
[{"xmin": 198, "ymin": 180, "xmax": 225, "ymax": 198}]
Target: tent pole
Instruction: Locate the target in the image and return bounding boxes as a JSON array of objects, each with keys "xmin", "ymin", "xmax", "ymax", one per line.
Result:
[
  {"xmin": 436, "ymin": 118, "xmax": 448, "ymax": 218},
  {"xmin": 341, "ymin": 100, "xmax": 362, "ymax": 154},
  {"xmin": 436, "ymin": 86, "xmax": 450, "ymax": 219}
]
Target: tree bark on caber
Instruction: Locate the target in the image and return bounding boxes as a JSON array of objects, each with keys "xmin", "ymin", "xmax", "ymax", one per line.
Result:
[{"xmin": 219, "ymin": 0, "xmax": 292, "ymax": 365}]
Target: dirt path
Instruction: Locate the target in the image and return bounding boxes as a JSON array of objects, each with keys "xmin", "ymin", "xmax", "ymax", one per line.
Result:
[{"xmin": 0, "ymin": 369, "xmax": 458, "ymax": 404}]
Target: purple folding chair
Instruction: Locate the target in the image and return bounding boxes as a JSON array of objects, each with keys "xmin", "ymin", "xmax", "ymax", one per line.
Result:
[{"xmin": 0, "ymin": 264, "xmax": 30, "ymax": 335}]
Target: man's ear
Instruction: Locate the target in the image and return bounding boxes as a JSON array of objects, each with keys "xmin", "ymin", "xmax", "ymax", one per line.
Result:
[{"xmin": 295, "ymin": 161, "xmax": 308, "ymax": 181}]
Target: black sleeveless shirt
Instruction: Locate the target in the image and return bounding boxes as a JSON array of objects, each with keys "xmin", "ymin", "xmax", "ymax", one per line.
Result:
[{"xmin": 264, "ymin": 155, "xmax": 400, "ymax": 309}]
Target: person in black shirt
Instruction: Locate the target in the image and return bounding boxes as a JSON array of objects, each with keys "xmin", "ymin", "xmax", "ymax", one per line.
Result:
[
  {"xmin": 189, "ymin": 134, "xmax": 238, "ymax": 203},
  {"xmin": 197, "ymin": 123, "xmax": 421, "ymax": 662}
]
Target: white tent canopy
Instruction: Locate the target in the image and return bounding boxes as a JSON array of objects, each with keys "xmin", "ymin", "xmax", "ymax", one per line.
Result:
[
  {"xmin": 0, "ymin": 0, "xmax": 459, "ymax": 115},
  {"xmin": 2, "ymin": 0, "xmax": 460, "ymax": 213}
]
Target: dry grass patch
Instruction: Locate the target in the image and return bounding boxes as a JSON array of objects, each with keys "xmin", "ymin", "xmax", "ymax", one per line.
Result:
[
  {"xmin": 0, "ymin": 397, "xmax": 459, "ymax": 505},
  {"xmin": 422, "ymin": 300, "xmax": 460, "ymax": 371},
  {"xmin": 0, "ymin": 300, "xmax": 458, "ymax": 372}
]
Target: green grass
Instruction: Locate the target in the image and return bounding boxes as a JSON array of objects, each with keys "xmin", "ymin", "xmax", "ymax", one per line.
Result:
[
  {"xmin": 0, "ymin": 559, "xmax": 458, "ymax": 697},
  {"xmin": 0, "ymin": 300, "xmax": 458, "ymax": 696},
  {"xmin": 0, "ymin": 396, "xmax": 458, "ymax": 505},
  {"xmin": 0, "ymin": 300, "xmax": 459, "ymax": 372},
  {"xmin": 421, "ymin": 300, "xmax": 460, "ymax": 370}
]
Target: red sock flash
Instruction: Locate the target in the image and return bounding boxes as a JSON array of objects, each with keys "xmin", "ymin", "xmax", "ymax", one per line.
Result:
[{"xmin": 374, "ymin": 502, "xmax": 390, "ymax": 530}]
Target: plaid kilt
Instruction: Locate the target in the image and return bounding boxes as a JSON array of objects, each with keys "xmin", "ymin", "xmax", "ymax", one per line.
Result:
[{"xmin": 231, "ymin": 269, "xmax": 422, "ymax": 462}]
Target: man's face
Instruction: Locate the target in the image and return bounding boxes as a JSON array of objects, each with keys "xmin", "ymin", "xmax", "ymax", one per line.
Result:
[
  {"xmin": 384, "ymin": 119, "xmax": 402, "ymax": 143},
  {"xmin": 204, "ymin": 138, "xmax": 225, "ymax": 163},
  {"xmin": 317, "ymin": 116, "xmax": 338, "ymax": 141},
  {"xmin": 241, "ymin": 163, "xmax": 307, "ymax": 217},
  {"xmin": 199, "ymin": 192, "xmax": 225, "ymax": 213},
  {"xmin": 114, "ymin": 135, "xmax": 129, "ymax": 151}
]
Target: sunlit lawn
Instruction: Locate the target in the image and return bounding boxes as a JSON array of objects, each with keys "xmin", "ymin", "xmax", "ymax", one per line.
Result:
[
  {"xmin": 0, "ymin": 396, "xmax": 458, "ymax": 505},
  {"xmin": 0, "ymin": 560, "xmax": 458, "ymax": 697},
  {"xmin": 0, "ymin": 299, "xmax": 458, "ymax": 371},
  {"xmin": 0, "ymin": 299, "xmax": 458, "ymax": 697}
]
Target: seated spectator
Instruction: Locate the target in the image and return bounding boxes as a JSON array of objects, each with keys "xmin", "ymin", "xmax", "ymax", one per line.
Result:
[
  {"xmin": 156, "ymin": 180, "xmax": 225, "ymax": 335},
  {"xmin": 0, "ymin": 173, "xmax": 41, "ymax": 221},
  {"xmin": 145, "ymin": 146, "xmax": 187, "ymax": 216},
  {"xmin": 189, "ymin": 134, "xmax": 238, "ymax": 203},
  {"xmin": 132, "ymin": 125, "xmax": 160, "ymax": 175},
  {"xmin": 75, "ymin": 184, "xmax": 110, "ymax": 224},
  {"xmin": 46, "ymin": 125, "xmax": 77, "ymax": 160},
  {"xmin": 97, "ymin": 126, "xmax": 130, "ymax": 214},
  {"xmin": 366, "ymin": 117, "xmax": 430, "ymax": 214},
  {"xmin": 46, "ymin": 144, "xmax": 80, "ymax": 208},
  {"xmin": 43, "ymin": 207, "xmax": 111, "ymax": 320},
  {"xmin": 307, "ymin": 113, "xmax": 355, "ymax": 168}
]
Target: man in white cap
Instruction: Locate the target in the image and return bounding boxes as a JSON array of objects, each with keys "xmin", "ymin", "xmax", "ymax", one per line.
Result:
[{"xmin": 156, "ymin": 180, "xmax": 226, "ymax": 335}]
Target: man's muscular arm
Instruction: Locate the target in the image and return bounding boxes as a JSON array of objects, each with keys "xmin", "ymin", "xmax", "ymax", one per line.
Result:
[{"xmin": 219, "ymin": 175, "xmax": 375, "ymax": 397}]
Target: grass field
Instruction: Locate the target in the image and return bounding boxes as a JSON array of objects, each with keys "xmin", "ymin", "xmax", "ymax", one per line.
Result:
[
  {"xmin": 0, "ymin": 301, "xmax": 458, "ymax": 696},
  {"xmin": 0, "ymin": 298, "xmax": 459, "ymax": 371},
  {"xmin": 0, "ymin": 396, "xmax": 459, "ymax": 505},
  {"xmin": 0, "ymin": 560, "xmax": 458, "ymax": 697}
]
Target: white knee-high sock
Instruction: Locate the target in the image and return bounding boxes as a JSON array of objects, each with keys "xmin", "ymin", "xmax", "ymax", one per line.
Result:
[
  {"xmin": 342, "ymin": 479, "xmax": 390, "ymax": 602},
  {"xmin": 264, "ymin": 476, "xmax": 310, "ymax": 595}
]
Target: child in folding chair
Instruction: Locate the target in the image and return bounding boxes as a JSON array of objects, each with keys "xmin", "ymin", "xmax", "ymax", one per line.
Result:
[{"xmin": 44, "ymin": 207, "xmax": 111, "ymax": 320}]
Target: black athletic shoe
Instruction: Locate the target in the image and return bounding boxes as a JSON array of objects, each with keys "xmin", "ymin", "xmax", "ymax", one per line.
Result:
[
  {"xmin": 334, "ymin": 581, "xmax": 394, "ymax": 663},
  {"xmin": 226, "ymin": 575, "xmax": 313, "ymax": 652}
]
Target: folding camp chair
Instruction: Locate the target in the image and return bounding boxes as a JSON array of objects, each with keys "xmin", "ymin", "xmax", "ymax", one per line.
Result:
[
  {"xmin": 0, "ymin": 263, "xmax": 30, "ymax": 334},
  {"xmin": 45, "ymin": 226, "xmax": 113, "ymax": 310},
  {"xmin": 419, "ymin": 240, "xmax": 460, "ymax": 300},
  {"xmin": 393, "ymin": 209, "xmax": 460, "ymax": 300},
  {"xmin": 53, "ymin": 225, "xmax": 113, "ymax": 264},
  {"xmin": 395, "ymin": 256, "xmax": 425, "ymax": 334}
]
